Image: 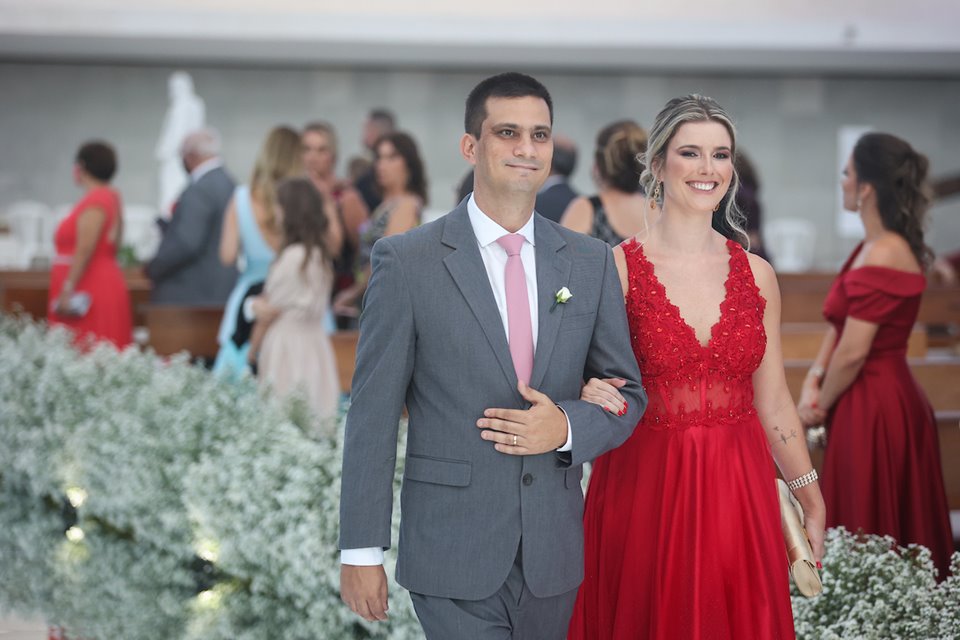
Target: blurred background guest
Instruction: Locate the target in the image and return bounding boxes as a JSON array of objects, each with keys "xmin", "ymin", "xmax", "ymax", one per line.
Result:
[
  {"xmin": 797, "ymin": 132, "xmax": 953, "ymax": 579},
  {"xmin": 535, "ymin": 134, "xmax": 579, "ymax": 222},
  {"xmin": 352, "ymin": 108, "xmax": 396, "ymax": 213},
  {"xmin": 144, "ymin": 127, "xmax": 237, "ymax": 304},
  {"xmin": 48, "ymin": 140, "xmax": 132, "ymax": 350},
  {"xmin": 333, "ymin": 131, "xmax": 426, "ymax": 319},
  {"xmin": 247, "ymin": 177, "xmax": 341, "ymax": 427},
  {"xmin": 212, "ymin": 125, "xmax": 303, "ymax": 380},
  {"xmin": 301, "ymin": 121, "xmax": 367, "ymax": 329},
  {"xmin": 730, "ymin": 151, "xmax": 768, "ymax": 260},
  {"xmin": 560, "ymin": 119, "xmax": 648, "ymax": 245},
  {"xmin": 455, "ymin": 167, "xmax": 474, "ymax": 205}
]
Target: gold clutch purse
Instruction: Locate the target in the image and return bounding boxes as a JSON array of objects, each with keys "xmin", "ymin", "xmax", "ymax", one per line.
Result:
[{"xmin": 776, "ymin": 478, "xmax": 822, "ymax": 597}]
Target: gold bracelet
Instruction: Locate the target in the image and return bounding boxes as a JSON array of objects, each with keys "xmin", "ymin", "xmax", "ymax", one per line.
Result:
[{"xmin": 787, "ymin": 469, "xmax": 818, "ymax": 492}]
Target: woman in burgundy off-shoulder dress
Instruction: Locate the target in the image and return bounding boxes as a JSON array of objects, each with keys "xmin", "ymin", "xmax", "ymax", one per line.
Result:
[
  {"xmin": 569, "ymin": 95, "xmax": 825, "ymax": 640},
  {"xmin": 798, "ymin": 132, "xmax": 953, "ymax": 580}
]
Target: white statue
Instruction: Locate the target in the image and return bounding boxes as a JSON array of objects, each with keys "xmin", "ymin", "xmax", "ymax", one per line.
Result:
[{"xmin": 155, "ymin": 72, "xmax": 205, "ymax": 218}]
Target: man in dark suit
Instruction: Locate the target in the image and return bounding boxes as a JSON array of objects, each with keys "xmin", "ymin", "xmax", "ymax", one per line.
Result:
[
  {"xmin": 339, "ymin": 72, "xmax": 646, "ymax": 639},
  {"xmin": 353, "ymin": 108, "xmax": 396, "ymax": 213},
  {"xmin": 145, "ymin": 128, "xmax": 237, "ymax": 304},
  {"xmin": 535, "ymin": 134, "xmax": 579, "ymax": 222}
]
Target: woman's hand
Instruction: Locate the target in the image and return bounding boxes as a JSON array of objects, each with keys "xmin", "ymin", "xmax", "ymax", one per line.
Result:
[
  {"xmin": 580, "ymin": 377, "xmax": 628, "ymax": 415},
  {"xmin": 52, "ymin": 290, "xmax": 78, "ymax": 317},
  {"xmin": 333, "ymin": 289, "xmax": 360, "ymax": 318},
  {"xmin": 797, "ymin": 378, "xmax": 826, "ymax": 426},
  {"xmin": 802, "ymin": 498, "xmax": 826, "ymax": 564}
]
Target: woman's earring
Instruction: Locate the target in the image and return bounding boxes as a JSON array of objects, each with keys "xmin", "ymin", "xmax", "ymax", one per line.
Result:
[{"xmin": 653, "ymin": 181, "xmax": 661, "ymax": 201}]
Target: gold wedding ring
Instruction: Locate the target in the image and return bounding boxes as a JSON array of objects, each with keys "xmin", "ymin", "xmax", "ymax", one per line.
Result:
[{"xmin": 513, "ymin": 434, "xmax": 518, "ymax": 446}]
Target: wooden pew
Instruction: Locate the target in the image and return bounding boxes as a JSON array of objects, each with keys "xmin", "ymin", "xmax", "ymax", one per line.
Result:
[
  {"xmin": 778, "ymin": 272, "xmax": 960, "ymax": 331},
  {"xmin": 331, "ymin": 330, "xmax": 358, "ymax": 394},
  {"xmin": 143, "ymin": 305, "xmax": 223, "ymax": 360},
  {"xmin": 938, "ymin": 411, "xmax": 960, "ymax": 510},
  {"xmin": 781, "ymin": 322, "xmax": 927, "ymax": 360},
  {"xmin": 0, "ymin": 268, "xmax": 151, "ymax": 327},
  {"xmin": 785, "ymin": 358, "xmax": 960, "ymax": 413}
]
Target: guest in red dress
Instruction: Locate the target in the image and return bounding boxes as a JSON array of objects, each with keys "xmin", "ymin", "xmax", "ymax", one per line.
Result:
[
  {"xmin": 798, "ymin": 132, "xmax": 953, "ymax": 579},
  {"xmin": 48, "ymin": 140, "xmax": 132, "ymax": 350},
  {"xmin": 568, "ymin": 95, "xmax": 826, "ymax": 640}
]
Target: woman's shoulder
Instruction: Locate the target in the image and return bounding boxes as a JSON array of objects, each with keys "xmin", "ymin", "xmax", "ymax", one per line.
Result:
[{"xmin": 860, "ymin": 233, "xmax": 921, "ymax": 272}]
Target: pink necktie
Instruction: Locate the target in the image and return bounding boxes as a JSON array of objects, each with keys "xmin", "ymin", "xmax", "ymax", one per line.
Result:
[{"xmin": 496, "ymin": 233, "xmax": 534, "ymax": 385}]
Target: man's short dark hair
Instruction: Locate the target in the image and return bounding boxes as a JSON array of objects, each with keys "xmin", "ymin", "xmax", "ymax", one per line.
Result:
[
  {"xmin": 368, "ymin": 108, "xmax": 396, "ymax": 130},
  {"xmin": 75, "ymin": 140, "xmax": 117, "ymax": 182},
  {"xmin": 552, "ymin": 143, "xmax": 577, "ymax": 178},
  {"xmin": 464, "ymin": 72, "xmax": 553, "ymax": 138}
]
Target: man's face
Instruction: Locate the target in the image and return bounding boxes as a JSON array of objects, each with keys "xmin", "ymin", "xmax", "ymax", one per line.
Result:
[
  {"xmin": 302, "ymin": 130, "xmax": 335, "ymax": 178},
  {"xmin": 463, "ymin": 96, "xmax": 552, "ymax": 198},
  {"xmin": 362, "ymin": 119, "xmax": 383, "ymax": 151}
]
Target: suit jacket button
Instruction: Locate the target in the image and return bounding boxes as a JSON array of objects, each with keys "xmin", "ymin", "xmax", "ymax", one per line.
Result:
[{"xmin": 522, "ymin": 473, "xmax": 533, "ymax": 486}]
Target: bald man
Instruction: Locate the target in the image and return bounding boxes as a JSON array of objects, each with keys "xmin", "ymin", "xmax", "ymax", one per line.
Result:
[{"xmin": 145, "ymin": 128, "xmax": 237, "ymax": 304}]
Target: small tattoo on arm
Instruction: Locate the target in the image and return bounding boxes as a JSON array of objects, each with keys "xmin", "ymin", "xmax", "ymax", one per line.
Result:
[{"xmin": 773, "ymin": 425, "xmax": 798, "ymax": 446}]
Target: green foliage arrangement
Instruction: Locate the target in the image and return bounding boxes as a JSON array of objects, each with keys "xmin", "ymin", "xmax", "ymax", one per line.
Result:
[
  {"xmin": 1, "ymin": 316, "xmax": 957, "ymax": 638},
  {"xmin": 0, "ymin": 316, "xmax": 420, "ymax": 639}
]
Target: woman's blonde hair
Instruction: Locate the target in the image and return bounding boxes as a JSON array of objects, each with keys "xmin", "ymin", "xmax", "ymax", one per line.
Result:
[
  {"xmin": 249, "ymin": 125, "xmax": 303, "ymax": 230},
  {"xmin": 640, "ymin": 95, "xmax": 748, "ymax": 248}
]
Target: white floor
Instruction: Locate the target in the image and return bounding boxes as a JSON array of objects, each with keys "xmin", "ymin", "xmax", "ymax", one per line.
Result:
[{"xmin": 0, "ymin": 616, "xmax": 45, "ymax": 640}]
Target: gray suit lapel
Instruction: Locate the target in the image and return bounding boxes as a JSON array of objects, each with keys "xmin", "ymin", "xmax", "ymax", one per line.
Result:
[
  {"xmin": 441, "ymin": 206, "xmax": 520, "ymax": 392},
  {"xmin": 530, "ymin": 216, "xmax": 571, "ymax": 390}
]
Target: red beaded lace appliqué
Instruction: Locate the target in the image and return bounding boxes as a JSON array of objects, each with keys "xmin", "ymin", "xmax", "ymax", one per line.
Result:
[{"xmin": 623, "ymin": 239, "xmax": 767, "ymax": 431}]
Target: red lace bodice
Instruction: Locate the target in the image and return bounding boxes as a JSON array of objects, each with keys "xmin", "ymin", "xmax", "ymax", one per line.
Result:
[{"xmin": 623, "ymin": 238, "xmax": 767, "ymax": 430}]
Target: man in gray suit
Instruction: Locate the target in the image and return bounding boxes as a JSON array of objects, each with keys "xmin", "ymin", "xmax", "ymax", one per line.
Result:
[
  {"xmin": 144, "ymin": 128, "xmax": 237, "ymax": 304},
  {"xmin": 339, "ymin": 73, "xmax": 646, "ymax": 639}
]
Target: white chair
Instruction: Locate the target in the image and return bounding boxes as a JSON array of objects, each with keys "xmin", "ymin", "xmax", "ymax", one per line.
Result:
[
  {"xmin": 6, "ymin": 200, "xmax": 52, "ymax": 268},
  {"xmin": 123, "ymin": 203, "xmax": 161, "ymax": 263},
  {"xmin": 763, "ymin": 217, "xmax": 817, "ymax": 273}
]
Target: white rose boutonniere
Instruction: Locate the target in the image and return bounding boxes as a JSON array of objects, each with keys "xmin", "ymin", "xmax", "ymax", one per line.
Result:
[{"xmin": 552, "ymin": 286, "xmax": 573, "ymax": 311}]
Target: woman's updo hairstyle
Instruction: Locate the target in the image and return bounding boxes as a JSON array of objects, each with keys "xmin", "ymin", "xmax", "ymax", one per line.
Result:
[{"xmin": 852, "ymin": 132, "xmax": 934, "ymax": 268}]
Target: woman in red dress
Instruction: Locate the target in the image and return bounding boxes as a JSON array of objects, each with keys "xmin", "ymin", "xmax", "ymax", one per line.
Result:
[
  {"xmin": 48, "ymin": 140, "xmax": 132, "ymax": 349},
  {"xmin": 797, "ymin": 132, "xmax": 953, "ymax": 579},
  {"xmin": 568, "ymin": 95, "xmax": 825, "ymax": 639}
]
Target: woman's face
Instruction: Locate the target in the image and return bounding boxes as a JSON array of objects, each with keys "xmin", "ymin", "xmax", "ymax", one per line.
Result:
[
  {"xmin": 302, "ymin": 130, "xmax": 335, "ymax": 178},
  {"xmin": 659, "ymin": 120, "xmax": 734, "ymax": 215},
  {"xmin": 841, "ymin": 155, "xmax": 860, "ymax": 212},
  {"xmin": 375, "ymin": 140, "xmax": 409, "ymax": 192}
]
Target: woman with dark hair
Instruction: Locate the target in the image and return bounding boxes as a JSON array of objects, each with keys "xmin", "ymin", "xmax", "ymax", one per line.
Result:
[
  {"xmin": 560, "ymin": 120, "xmax": 647, "ymax": 245},
  {"xmin": 48, "ymin": 140, "xmax": 132, "ymax": 349},
  {"xmin": 246, "ymin": 177, "xmax": 341, "ymax": 427},
  {"xmin": 332, "ymin": 131, "xmax": 426, "ymax": 318},
  {"xmin": 797, "ymin": 132, "xmax": 953, "ymax": 579}
]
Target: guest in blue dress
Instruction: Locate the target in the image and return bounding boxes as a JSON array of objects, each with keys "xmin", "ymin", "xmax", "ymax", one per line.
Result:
[{"xmin": 213, "ymin": 126, "xmax": 303, "ymax": 380}]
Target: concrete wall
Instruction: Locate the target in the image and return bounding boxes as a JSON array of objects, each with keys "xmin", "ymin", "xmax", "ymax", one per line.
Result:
[{"xmin": 0, "ymin": 62, "xmax": 957, "ymax": 268}]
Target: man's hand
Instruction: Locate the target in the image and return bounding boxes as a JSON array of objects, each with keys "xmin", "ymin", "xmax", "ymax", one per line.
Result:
[
  {"xmin": 341, "ymin": 564, "xmax": 389, "ymax": 622},
  {"xmin": 477, "ymin": 382, "xmax": 567, "ymax": 455}
]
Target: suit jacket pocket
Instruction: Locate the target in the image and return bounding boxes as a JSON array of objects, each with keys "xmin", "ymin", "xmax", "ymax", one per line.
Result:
[
  {"xmin": 405, "ymin": 455, "xmax": 472, "ymax": 487},
  {"xmin": 558, "ymin": 311, "xmax": 596, "ymax": 334},
  {"xmin": 564, "ymin": 466, "xmax": 583, "ymax": 489}
]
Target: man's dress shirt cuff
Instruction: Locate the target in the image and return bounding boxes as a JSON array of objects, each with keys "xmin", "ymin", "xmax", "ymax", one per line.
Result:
[{"xmin": 341, "ymin": 547, "xmax": 384, "ymax": 566}]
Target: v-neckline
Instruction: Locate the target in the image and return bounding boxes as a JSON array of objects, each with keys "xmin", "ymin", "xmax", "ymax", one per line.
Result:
[{"xmin": 635, "ymin": 239, "xmax": 736, "ymax": 351}]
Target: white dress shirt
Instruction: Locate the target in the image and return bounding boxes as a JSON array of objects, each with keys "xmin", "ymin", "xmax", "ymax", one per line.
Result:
[{"xmin": 341, "ymin": 195, "xmax": 571, "ymax": 567}]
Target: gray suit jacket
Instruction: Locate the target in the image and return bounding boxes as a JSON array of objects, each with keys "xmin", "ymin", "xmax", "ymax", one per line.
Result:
[
  {"xmin": 145, "ymin": 166, "xmax": 237, "ymax": 304},
  {"xmin": 338, "ymin": 202, "xmax": 646, "ymax": 600}
]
